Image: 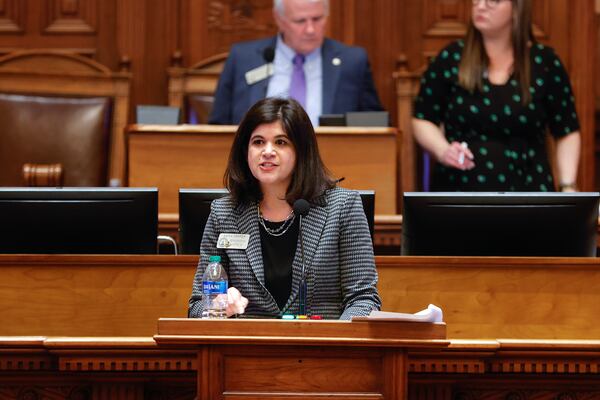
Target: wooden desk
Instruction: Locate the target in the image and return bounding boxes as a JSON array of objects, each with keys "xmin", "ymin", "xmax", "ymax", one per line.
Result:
[
  {"xmin": 2, "ymin": 255, "xmax": 600, "ymax": 340},
  {"xmin": 155, "ymin": 318, "xmax": 447, "ymax": 399},
  {"xmin": 126, "ymin": 124, "xmax": 398, "ymax": 215}
]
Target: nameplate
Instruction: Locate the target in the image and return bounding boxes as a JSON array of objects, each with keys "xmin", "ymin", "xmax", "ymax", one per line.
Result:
[
  {"xmin": 217, "ymin": 233, "xmax": 250, "ymax": 249},
  {"xmin": 245, "ymin": 64, "xmax": 273, "ymax": 85}
]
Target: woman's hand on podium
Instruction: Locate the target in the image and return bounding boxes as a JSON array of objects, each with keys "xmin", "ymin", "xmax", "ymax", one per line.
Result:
[{"xmin": 226, "ymin": 287, "xmax": 249, "ymax": 317}]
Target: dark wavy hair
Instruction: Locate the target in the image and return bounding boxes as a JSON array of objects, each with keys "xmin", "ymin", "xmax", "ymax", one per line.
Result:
[{"xmin": 224, "ymin": 97, "xmax": 336, "ymax": 205}]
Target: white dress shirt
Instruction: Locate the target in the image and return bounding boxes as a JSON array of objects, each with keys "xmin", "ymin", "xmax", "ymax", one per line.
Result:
[{"xmin": 266, "ymin": 35, "xmax": 323, "ymax": 126}]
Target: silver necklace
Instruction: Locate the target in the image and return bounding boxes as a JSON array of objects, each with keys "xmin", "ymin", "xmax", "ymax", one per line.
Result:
[{"xmin": 257, "ymin": 205, "xmax": 296, "ymax": 237}]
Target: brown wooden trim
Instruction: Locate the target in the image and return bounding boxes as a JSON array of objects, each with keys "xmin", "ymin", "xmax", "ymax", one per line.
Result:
[
  {"xmin": 2, "ymin": 336, "xmax": 600, "ymax": 399},
  {"xmin": 571, "ymin": 0, "xmax": 597, "ymax": 190}
]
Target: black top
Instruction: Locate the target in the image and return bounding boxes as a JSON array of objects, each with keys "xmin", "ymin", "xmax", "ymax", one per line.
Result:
[
  {"xmin": 259, "ymin": 217, "xmax": 299, "ymax": 310},
  {"xmin": 414, "ymin": 40, "xmax": 580, "ymax": 191}
]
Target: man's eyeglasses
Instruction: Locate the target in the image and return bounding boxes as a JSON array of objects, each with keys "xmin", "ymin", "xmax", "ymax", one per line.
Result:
[{"xmin": 472, "ymin": 0, "xmax": 509, "ymax": 8}]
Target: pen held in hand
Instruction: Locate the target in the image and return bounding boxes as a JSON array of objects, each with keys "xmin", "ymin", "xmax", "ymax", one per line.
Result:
[{"xmin": 458, "ymin": 141, "xmax": 468, "ymax": 165}]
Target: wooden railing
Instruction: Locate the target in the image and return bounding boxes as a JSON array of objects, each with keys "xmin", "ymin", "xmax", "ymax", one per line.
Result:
[
  {"xmin": 2, "ymin": 254, "xmax": 600, "ymax": 398},
  {"xmin": 2, "ymin": 254, "xmax": 600, "ymax": 339}
]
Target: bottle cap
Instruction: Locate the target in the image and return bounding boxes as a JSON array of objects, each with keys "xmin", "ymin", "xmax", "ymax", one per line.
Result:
[{"xmin": 209, "ymin": 255, "xmax": 221, "ymax": 262}]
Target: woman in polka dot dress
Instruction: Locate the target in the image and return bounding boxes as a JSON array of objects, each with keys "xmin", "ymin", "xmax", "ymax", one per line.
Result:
[{"xmin": 412, "ymin": 0, "xmax": 580, "ymax": 192}]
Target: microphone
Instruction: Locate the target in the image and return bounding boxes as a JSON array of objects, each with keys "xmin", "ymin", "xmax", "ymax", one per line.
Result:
[
  {"xmin": 263, "ymin": 47, "xmax": 275, "ymax": 78},
  {"xmin": 263, "ymin": 47, "xmax": 275, "ymax": 63},
  {"xmin": 293, "ymin": 198, "xmax": 310, "ymax": 217},
  {"xmin": 293, "ymin": 199, "xmax": 310, "ymax": 316}
]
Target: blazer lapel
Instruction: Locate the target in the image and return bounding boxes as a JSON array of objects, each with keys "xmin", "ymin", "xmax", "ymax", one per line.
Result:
[
  {"xmin": 284, "ymin": 200, "xmax": 328, "ymax": 313},
  {"xmin": 249, "ymin": 73, "xmax": 269, "ymax": 106},
  {"xmin": 249, "ymin": 38, "xmax": 277, "ymax": 106},
  {"xmin": 321, "ymin": 39, "xmax": 342, "ymax": 115},
  {"xmin": 236, "ymin": 203, "xmax": 265, "ymax": 285}
]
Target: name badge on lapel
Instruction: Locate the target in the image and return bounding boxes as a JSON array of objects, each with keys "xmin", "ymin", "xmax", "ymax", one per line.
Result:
[
  {"xmin": 245, "ymin": 64, "xmax": 273, "ymax": 85},
  {"xmin": 217, "ymin": 233, "xmax": 250, "ymax": 249}
]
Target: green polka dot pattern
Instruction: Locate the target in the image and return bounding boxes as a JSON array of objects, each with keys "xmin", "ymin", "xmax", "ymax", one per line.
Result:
[{"xmin": 413, "ymin": 40, "xmax": 580, "ymax": 192}]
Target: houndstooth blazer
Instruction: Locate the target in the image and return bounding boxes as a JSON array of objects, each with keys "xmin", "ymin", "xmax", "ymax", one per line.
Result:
[{"xmin": 188, "ymin": 187, "xmax": 381, "ymax": 320}]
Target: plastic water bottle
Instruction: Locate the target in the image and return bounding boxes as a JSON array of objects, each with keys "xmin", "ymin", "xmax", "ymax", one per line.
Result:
[{"xmin": 201, "ymin": 255, "xmax": 228, "ymax": 318}]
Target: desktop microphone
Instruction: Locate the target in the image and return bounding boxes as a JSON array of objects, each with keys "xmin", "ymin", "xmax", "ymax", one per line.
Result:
[
  {"xmin": 293, "ymin": 199, "xmax": 310, "ymax": 315},
  {"xmin": 263, "ymin": 47, "xmax": 275, "ymax": 64},
  {"xmin": 263, "ymin": 47, "xmax": 275, "ymax": 77}
]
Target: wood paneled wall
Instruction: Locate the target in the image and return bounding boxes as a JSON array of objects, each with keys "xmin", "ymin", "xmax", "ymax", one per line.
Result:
[
  {"xmin": 0, "ymin": 0, "xmax": 597, "ymax": 189},
  {"xmin": 0, "ymin": 0, "xmax": 120, "ymax": 64}
]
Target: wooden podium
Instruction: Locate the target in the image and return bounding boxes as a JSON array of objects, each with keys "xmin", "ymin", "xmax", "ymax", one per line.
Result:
[{"xmin": 155, "ymin": 318, "xmax": 447, "ymax": 399}]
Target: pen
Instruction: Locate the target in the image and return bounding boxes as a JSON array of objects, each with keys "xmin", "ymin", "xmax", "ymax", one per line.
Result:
[{"xmin": 458, "ymin": 141, "xmax": 468, "ymax": 165}]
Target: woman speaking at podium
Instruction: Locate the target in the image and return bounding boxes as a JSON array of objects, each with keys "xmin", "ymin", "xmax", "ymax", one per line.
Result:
[{"xmin": 188, "ymin": 97, "xmax": 381, "ymax": 319}]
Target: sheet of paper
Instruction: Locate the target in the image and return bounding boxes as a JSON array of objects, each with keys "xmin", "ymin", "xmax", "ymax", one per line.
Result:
[{"xmin": 352, "ymin": 304, "xmax": 443, "ymax": 322}]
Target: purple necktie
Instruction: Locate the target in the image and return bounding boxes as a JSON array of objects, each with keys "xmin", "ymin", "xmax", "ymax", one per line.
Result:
[{"xmin": 289, "ymin": 54, "xmax": 306, "ymax": 107}]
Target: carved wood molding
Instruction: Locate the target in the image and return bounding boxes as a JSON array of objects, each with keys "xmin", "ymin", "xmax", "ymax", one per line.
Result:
[
  {"xmin": 410, "ymin": 357, "xmax": 485, "ymax": 374},
  {"xmin": 0, "ymin": 355, "xmax": 56, "ymax": 371},
  {"xmin": 2, "ymin": 337, "xmax": 600, "ymax": 399},
  {"xmin": 0, "ymin": 351, "xmax": 197, "ymax": 372},
  {"xmin": 0, "ymin": 386, "xmax": 90, "ymax": 400},
  {"xmin": 207, "ymin": 0, "xmax": 274, "ymax": 33},
  {"xmin": 488, "ymin": 358, "xmax": 600, "ymax": 374},
  {"xmin": 0, "ymin": 384, "xmax": 196, "ymax": 400},
  {"xmin": 0, "ymin": 384, "xmax": 199, "ymax": 400},
  {"xmin": 59, "ymin": 355, "xmax": 197, "ymax": 372},
  {"xmin": 374, "ymin": 231, "xmax": 402, "ymax": 247},
  {"xmin": 423, "ymin": 0, "xmax": 468, "ymax": 38},
  {"xmin": 0, "ymin": 0, "xmax": 25, "ymax": 33},
  {"xmin": 0, "ymin": 48, "xmax": 97, "ymax": 58},
  {"xmin": 410, "ymin": 339, "xmax": 600, "ymax": 376},
  {"xmin": 43, "ymin": 0, "xmax": 97, "ymax": 34},
  {"xmin": 445, "ymin": 389, "xmax": 600, "ymax": 400},
  {"xmin": 413, "ymin": 357, "xmax": 600, "ymax": 375}
]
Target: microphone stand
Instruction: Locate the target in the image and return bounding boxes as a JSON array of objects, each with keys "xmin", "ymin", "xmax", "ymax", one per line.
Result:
[
  {"xmin": 299, "ymin": 215, "xmax": 306, "ymax": 316},
  {"xmin": 293, "ymin": 199, "xmax": 310, "ymax": 316}
]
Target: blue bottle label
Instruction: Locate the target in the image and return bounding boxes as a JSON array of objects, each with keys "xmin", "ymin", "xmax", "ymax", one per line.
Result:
[{"xmin": 202, "ymin": 281, "xmax": 228, "ymax": 294}]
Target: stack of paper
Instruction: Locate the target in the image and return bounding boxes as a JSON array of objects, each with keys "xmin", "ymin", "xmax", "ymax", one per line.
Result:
[{"xmin": 352, "ymin": 304, "xmax": 443, "ymax": 322}]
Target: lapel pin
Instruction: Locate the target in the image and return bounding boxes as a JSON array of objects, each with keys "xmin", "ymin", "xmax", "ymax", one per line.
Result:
[{"xmin": 332, "ymin": 57, "xmax": 341, "ymax": 66}]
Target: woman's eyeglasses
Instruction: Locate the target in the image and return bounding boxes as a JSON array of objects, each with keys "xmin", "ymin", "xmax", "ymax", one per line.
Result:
[{"xmin": 472, "ymin": 0, "xmax": 509, "ymax": 8}]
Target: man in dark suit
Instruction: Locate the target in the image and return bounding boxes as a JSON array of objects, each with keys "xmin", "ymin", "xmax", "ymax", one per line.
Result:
[{"xmin": 209, "ymin": 0, "xmax": 383, "ymax": 126}]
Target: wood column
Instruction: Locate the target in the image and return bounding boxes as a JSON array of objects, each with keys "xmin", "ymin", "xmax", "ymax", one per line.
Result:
[{"xmin": 570, "ymin": 0, "xmax": 597, "ymax": 190}]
